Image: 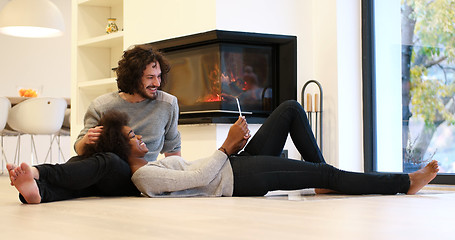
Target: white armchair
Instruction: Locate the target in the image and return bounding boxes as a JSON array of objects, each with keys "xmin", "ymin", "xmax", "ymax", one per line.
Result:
[{"xmin": 7, "ymin": 97, "xmax": 67, "ymax": 165}]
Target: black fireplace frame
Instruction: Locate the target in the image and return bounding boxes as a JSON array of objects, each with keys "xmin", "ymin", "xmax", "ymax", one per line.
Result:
[{"xmin": 150, "ymin": 30, "xmax": 297, "ymax": 124}]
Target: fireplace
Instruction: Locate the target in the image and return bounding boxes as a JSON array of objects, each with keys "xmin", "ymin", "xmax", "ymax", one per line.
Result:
[{"xmin": 150, "ymin": 30, "xmax": 297, "ymax": 124}]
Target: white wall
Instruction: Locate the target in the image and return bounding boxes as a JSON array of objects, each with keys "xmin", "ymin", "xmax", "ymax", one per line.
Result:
[
  {"xmin": 308, "ymin": 0, "xmax": 363, "ymax": 171},
  {"xmin": 335, "ymin": 0, "xmax": 363, "ymax": 171},
  {"xmin": 0, "ymin": 0, "xmax": 72, "ymax": 169},
  {"xmin": 124, "ymin": 0, "xmax": 217, "ymax": 48},
  {"xmin": 0, "ymin": 0, "xmax": 71, "ymax": 98}
]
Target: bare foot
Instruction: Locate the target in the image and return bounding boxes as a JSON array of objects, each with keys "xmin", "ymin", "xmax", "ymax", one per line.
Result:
[
  {"xmin": 10, "ymin": 163, "xmax": 41, "ymax": 204},
  {"xmin": 315, "ymin": 188, "xmax": 338, "ymax": 194},
  {"xmin": 6, "ymin": 163, "xmax": 17, "ymax": 186},
  {"xmin": 6, "ymin": 163, "xmax": 16, "ymax": 171},
  {"xmin": 407, "ymin": 160, "xmax": 439, "ymax": 195}
]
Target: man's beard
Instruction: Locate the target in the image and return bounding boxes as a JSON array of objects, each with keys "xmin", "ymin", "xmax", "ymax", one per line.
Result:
[{"xmin": 138, "ymin": 87, "xmax": 158, "ymax": 100}]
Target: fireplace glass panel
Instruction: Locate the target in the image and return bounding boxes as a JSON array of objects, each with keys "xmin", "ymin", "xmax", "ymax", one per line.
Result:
[{"xmin": 162, "ymin": 43, "xmax": 274, "ymax": 114}]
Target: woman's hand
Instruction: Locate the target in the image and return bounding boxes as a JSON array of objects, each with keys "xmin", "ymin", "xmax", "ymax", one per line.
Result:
[{"xmin": 220, "ymin": 116, "xmax": 251, "ymax": 155}]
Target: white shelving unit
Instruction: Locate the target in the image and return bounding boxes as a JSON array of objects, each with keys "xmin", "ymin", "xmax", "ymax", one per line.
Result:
[{"xmin": 71, "ymin": 0, "xmax": 124, "ymax": 151}]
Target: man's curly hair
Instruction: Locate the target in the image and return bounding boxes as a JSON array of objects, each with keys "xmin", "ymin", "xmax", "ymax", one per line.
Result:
[
  {"xmin": 116, "ymin": 44, "xmax": 170, "ymax": 94},
  {"xmin": 82, "ymin": 110, "xmax": 131, "ymax": 161}
]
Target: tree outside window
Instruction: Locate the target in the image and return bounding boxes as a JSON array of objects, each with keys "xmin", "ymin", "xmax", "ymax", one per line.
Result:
[
  {"xmin": 401, "ymin": 0, "xmax": 455, "ymax": 173},
  {"xmin": 366, "ymin": 0, "xmax": 455, "ymax": 178}
]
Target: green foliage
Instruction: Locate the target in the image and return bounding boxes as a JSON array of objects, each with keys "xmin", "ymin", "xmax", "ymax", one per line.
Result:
[{"xmin": 405, "ymin": 0, "xmax": 455, "ymax": 126}]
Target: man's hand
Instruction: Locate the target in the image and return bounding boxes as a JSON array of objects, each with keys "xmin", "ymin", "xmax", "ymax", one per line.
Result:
[
  {"xmin": 220, "ymin": 116, "xmax": 251, "ymax": 155},
  {"xmin": 84, "ymin": 126, "xmax": 103, "ymax": 144},
  {"xmin": 75, "ymin": 126, "xmax": 103, "ymax": 155}
]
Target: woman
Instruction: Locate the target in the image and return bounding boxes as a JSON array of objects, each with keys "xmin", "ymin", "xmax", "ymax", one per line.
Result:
[
  {"xmin": 7, "ymin": 111, "xmax": 141, "ymax": 204},
  {"xmin": 9, "ymin": 101, "xmax": 438, "ymax": 203},
  {"xmin": 128, "ymin": 100, "xmax": 438, "ymax": 197}
]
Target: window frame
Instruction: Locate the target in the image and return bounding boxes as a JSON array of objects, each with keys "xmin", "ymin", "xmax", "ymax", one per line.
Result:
[{"xmin": 361, "ymin": 0, "xmax": 455, "ymax": 184}]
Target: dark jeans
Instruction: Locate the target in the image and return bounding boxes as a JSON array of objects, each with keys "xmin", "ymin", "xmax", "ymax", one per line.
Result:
[
  {"xmin": 21, "ymin": 152, "xmax": 140, "ymax": 203},
  {"xmin": 230, "ymin": 100, "xmax": 410, "ymax": 196}
]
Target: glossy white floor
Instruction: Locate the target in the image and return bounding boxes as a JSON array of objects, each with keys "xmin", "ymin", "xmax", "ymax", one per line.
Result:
[{"xmin": 1, "ymin": 174, "xmax": 455, "ymax": 240}]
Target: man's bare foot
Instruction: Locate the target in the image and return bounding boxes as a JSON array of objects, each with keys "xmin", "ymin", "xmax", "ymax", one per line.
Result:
[
  {"xmin": 407, "ymin": 160, "xmax": 439, "ymax": 195},
  {"xmin": 10, "ymin": 163, "xmax": 41, "ymax": 204},
  {"xmin": 314, "ymin": 188, "xmax": 338, "ymax": 194}
]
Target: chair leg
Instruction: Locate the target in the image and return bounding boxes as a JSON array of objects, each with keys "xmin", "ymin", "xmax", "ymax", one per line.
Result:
[
  {"xmin": 13, "ymin": 134, "xmax": 21, "ymax": 166},
  {"xmin": 49, "ymin": 135, "xmax": 53, "ymax": 164},
  {"xmin": 1, "ymin": 134, "xmax": 9, "ymax": 174},
  {"xmin": 43, "ymin": 134, "xmax": 65, "ymax": 164},
  {"xmin": 30, "ymin": 135, "xmax": 39, "ymax": 165},
  {"xmin": 56, "ymin": 134, "xmax": 65, "ymax": 163},
  {"xmin": 43, "ymin": 135, "xmax": 56, "ymax": 164}
]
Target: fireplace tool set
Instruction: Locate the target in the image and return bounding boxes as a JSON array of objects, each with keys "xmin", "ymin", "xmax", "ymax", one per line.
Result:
[{"xmin": 301, "ymin": 80, "xmax": 323, "ymax": 151}]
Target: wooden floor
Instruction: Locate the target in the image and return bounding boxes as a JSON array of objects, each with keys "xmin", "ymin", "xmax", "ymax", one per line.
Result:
[{"xmin": 1, "ymin": 174, "xmax": 455, "ymax": 240}]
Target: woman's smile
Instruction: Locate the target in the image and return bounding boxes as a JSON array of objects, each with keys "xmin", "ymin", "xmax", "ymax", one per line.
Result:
[{"xmin": 124, "ymin": 126, "xmax": 149, "ymax": 156}]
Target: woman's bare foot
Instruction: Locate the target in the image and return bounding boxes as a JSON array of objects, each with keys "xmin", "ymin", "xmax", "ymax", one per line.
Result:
[
  {"xmin": 6, "ymin": 163, "xmax": 17, "ymax": 186},
  {"xmin": 10, "ymin": 163, "xmax": 41, "ymax": 204},
  {"xmin": 407, "ymin": 160, "xmax": 439, "ymax": 195},
  {"xmin": 6, "ymin": 163, "xmax": 16, "ymax": 171}
]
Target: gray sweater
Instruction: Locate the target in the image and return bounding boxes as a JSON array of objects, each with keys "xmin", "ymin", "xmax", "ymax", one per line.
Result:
[
  {"xmin": 131, "ymin": 150, "xmax": 234, "ymax": 197},
  {"xmin": 75, "ymin": 91, "xmax": 181, "ymax": 162}
]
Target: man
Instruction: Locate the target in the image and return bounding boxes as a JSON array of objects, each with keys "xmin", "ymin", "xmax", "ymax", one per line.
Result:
[
  {"xmin": 75, "ymin": 44, "xmax": 181, "ymax": 161},
  {"xmin": 5, "ymin": 44, "xmax": 182, "ymax": 204}
]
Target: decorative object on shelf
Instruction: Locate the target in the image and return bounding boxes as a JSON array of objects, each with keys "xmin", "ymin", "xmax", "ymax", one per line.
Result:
[
  {"xmin": 106, "ymin": 18, "xmax": 118, "ymax": 34},
  {"xmin": 0, "ymin": 0, "xmax": 64, "ymax": 38},
  {"xmin": 302, "ymin": 80, "xmax": 323, "ymax": 151}
]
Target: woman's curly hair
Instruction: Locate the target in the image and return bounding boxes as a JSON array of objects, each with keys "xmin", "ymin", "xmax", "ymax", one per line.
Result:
[
  {"xmin": 82, "ymin": 110, "xmax": 131, "ymax": 161},
  {"xmin": 116, "ymin": 44, "xmax": 170, "ymax": 94}
]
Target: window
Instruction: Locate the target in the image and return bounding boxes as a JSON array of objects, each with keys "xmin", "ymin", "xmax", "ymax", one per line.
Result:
[{"xmin": 362, "ymin": 0, "xmax": 455, "ymax": 184}]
